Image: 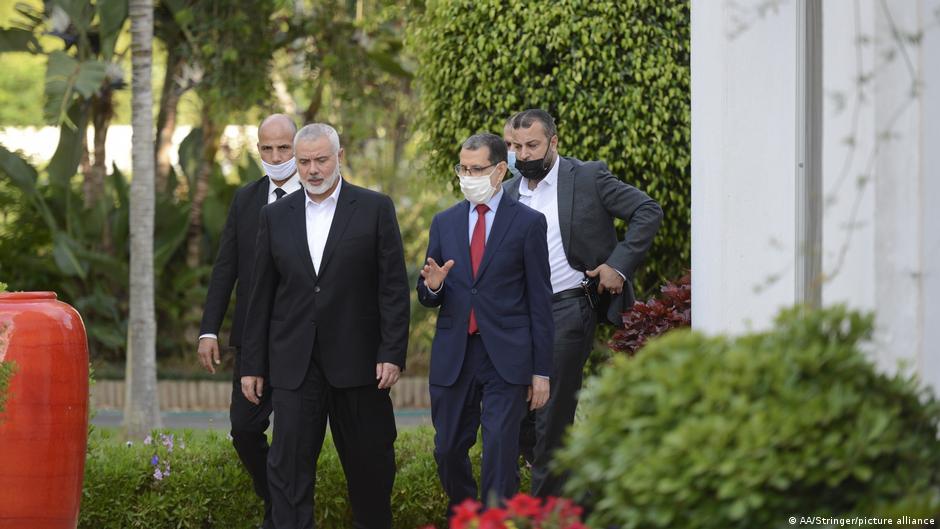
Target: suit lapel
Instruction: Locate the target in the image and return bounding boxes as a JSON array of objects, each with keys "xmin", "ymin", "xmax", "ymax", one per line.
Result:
[
  {"xmin": 316, "ymin": 180, "xmax": 357, "ymax": 278},
  {"xmin": 503, "ymin": 177, "xmax": 521, "ymax": 201},
  {"xmin": 289, "ymin": 192, "xmax": 318, "ymax": 282},
  {"xmin": 557, "ymin": 156, "xmax": 575, "ymax": 256},
  {"xmin": 455, "ymin": 201, "xmax": 472, "ymax": 283},
  {"xmin": 255, "ymin": 177, "xmax": 270, "ymax": 211},
  {"xmin": 473, "ymin": 193, "xmax": 518, "ymax": 285}
]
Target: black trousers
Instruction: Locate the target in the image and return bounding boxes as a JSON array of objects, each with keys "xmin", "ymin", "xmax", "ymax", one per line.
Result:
[
  {"xmin": 268, "ymin": 346, "xmax": 397, "ymax": 529},
  {"xmin": 231, "ymin": 348, "xmax": 274, "ymax": 529},
  {"xmin": 523, "ymin": 295, "xmax": 596, "ymax": 498}
]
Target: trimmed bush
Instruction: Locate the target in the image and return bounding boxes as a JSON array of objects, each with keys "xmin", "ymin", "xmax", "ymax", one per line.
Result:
[
  {"xmin": 81, "ymin": 426, "xmax": 527, "ymax": 528},
  {"xmin": 409, "ymin": 0, "xmax": 691, "ymax": 295},
  {"xmin": 82, "ymin": 427, "xmax": 449, "ymax": 528},
  {"xmin": 558, "ymin": 306, "xmax": 940, "ymax": 528}
]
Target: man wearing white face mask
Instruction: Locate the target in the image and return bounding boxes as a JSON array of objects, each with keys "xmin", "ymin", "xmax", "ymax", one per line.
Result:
[
  {"xmin": 417, "ymin": 133, "xmax": 554, "ymax": 514},
  {"xmin": 197, "ymin": 113, "xmax": 300, "ymax": 529}
]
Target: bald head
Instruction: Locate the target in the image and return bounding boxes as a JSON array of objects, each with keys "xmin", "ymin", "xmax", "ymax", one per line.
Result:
[{"xmin": 257, "ymin": 114, "xmax": 297, "ymax": 165}]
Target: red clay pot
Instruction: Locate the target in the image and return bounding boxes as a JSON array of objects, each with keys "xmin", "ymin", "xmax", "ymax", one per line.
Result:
[{"xmin": 0, "ymin": 292, "xmax": 89, "ymax": 529}]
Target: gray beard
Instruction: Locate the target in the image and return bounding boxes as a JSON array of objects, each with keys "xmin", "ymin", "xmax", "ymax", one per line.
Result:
[{"xmin": 302, "ymin": 167, "xmax": 340, "ymax": 195}]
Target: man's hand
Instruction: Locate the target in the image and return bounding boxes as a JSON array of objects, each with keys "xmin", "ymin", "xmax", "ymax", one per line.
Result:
[
  {"xmin": 376, "ymin": 363, "xmax": 401, "ymax": 389},
  {"xmin": 586, "ymin": 263, "xmax": 625, "ymax": 295},
  {"xmin": 420, "ymin": 257, "xmax": 455, "ymax": 291},
  {"xmin": 197, "ymin": 337, "xmax": 222, "ymax": 374},
  {"xmin": 527, "ymin": 376, "xmax": 550, "ymax": 410},
  {"xmin": 240, "ymin": 376, "xmax": 264, "ymax": 405}
]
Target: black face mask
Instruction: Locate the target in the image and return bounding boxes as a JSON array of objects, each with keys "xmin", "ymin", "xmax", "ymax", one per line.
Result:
[{"xmin": 516, "ymin": 149, "xmax": 554, "ymax": 182}]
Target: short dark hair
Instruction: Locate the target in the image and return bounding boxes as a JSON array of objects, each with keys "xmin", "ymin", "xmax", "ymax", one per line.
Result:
[
  {"xmin": 461, "ymin": 133, "xmax": 507, "ymax": 165},
  {"xmin": 511, "ymin": 108, "xmax": 557, "ymax": 139}
]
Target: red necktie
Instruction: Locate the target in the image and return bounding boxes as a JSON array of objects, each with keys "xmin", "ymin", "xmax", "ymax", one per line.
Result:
[{"xmin": 468, "ymin": 203, "xmax": 489, "ymax": 334}]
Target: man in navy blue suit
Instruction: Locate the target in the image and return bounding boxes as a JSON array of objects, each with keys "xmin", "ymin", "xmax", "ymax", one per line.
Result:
[{"xmin": 417, "ymin": 133, "xmax": 554, "ymax": 512}]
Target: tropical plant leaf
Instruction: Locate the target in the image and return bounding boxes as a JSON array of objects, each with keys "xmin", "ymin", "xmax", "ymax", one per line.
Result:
[
  {"xmin": 44, "ymin": 51, "xmax": 107, "ymax": 126},
  {"xmin": 96, "ymin": 0, "xmax": 128, "ymax": 59},
  {"xmin": 0, "ymin": 27, "xmax": 42, "ymax": 53},
  {"xmin": 52, "ymin": 232, "xmax": 88, "ymax": 279}
]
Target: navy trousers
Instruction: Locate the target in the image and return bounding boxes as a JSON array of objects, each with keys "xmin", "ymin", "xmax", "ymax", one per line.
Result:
[{"xmin": 430, "ymin": 334, "xmax": 528, "ymax": 512}]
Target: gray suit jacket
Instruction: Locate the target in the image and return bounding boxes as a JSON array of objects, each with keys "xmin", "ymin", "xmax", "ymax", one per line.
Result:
[{"xmin": 503, "ymin": 156, "xmax": 663, "ymax": 326}]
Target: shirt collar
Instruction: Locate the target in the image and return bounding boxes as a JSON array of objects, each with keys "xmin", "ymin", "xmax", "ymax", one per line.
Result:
[
  {"xmin": 268, "ymin": 172, "xmax": 300, "ymax": 196},
  {"xmin": 518, "ymin": 154, "xmax": 560, "ymax": 196},
  {"xmin": 304, "ymin": 176, "xmax": 343, "ymax": 208}
]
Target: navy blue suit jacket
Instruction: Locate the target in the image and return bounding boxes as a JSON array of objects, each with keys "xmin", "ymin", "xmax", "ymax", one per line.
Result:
[{"xmin": 417, "ymin": 192, "xmax": 554, "ymax": 387}]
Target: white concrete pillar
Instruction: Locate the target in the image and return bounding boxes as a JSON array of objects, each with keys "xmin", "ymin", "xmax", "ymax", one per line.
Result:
[{"xmin": 691, "ymin": 1, "xmax": 798, "ymax": 334}]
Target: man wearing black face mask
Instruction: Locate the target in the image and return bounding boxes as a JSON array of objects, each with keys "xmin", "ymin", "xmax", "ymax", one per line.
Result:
[{"xmin": 503, "ymin": 108, "xmax": 663, "ymax": 499}]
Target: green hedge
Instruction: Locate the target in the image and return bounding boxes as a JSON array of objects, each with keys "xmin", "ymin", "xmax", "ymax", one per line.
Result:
[
  {"xmin": 409, "ymin": 0, "xmax": 691, "ymax": 295},
  {"xmin": 558, "ymin": 306, "xmax": 940, "ymax": 528},
  {"xmin": 81, "ymin": 426, "xmax": 521, "ymax": 529}
]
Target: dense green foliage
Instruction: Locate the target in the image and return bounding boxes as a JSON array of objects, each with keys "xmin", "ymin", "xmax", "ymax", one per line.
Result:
[
  {"xmin": 558, "ymin": 306, "xmax": 940, "ymax": 528},
  {"xmin": 81, "ymin": 426, "xmax": 506, "ymax": 529},
  {"xmin": 0, "ymin": 1, "xmax": 447, "ymax": 371},
  {"xmin": 410, "ymin": 0, "xmax": 691, "ymax": 294},
  {"xmin": 0, "ymin": 144, "xmax": 246, "ymax": 361}
]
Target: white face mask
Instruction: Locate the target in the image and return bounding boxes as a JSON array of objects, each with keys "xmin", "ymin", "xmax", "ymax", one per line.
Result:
[
  {"xmin": 261, "ymin": 157, "xmax": 297, "ymax": 182},
  {"xmin": 459, "ymin": 169, "xmax": 497, "ymax": 205}
]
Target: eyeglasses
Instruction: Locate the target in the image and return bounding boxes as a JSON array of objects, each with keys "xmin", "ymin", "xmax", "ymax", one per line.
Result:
[{"xmin": 454, "ymin": 163, "xmax": 498, "ymax": 177}]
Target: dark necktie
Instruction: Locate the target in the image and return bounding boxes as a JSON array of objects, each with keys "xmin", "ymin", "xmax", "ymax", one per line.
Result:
[
  {"xmin": 468, "ymin": 203, "xmax": 489, "ymax": 334},
  {"xmin": 274, "ymin": 187, "xmax": 286, "ymax": 201}
]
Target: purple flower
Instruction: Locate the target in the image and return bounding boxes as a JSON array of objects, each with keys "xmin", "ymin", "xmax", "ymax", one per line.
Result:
[
  {"xmin": 153, "ymin": 467, "xmax": 163, "ymax": 481},
  {"xmin": 151, "ymin": 455, "xmax": 159, "ymax": 466},
  {"xmin": 143, "ymin": 435, "xmax": 152, "ymax": 445},
  {"xmin": 160, "ymin": 433, "xmax": 175, "ymax": 452}
]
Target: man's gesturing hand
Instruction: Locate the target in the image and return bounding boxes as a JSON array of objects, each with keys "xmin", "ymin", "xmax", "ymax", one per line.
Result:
[
  {"xmin": 420, "ymin": 257, "xmax": 455, "ymax": 291},
  {"xmin": 240, "ymin": 376, "xmax": 264, "ymax": 405}
]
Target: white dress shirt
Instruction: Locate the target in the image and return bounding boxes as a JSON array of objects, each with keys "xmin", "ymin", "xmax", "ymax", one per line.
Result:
[
  {"xmin": 268, "ymin": 173, "xmax": 301, "ymax": 204},
  {"xmin": 467, "ymin": 187, "xmax": 503, "ymax": 242},
  {"xmin": 517, "ymin": 156, "xmax": 585, "ymax": 294},
  {"xmin": 305, "ymin": 178, "xmax": 343, "ymax": 274}
]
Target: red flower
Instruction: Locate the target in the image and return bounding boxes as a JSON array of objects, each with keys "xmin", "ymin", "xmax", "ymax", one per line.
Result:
[
  {"xmin": 505, "ymin": 493, "xmax": 542, "ymax": 519},
  {"xmin": 478, "ymin": 507, "xmax": 507, "ymax": 529},
  {"xmin": 450, "ymin": 498, "xmax": 482, "ymax": 529}
]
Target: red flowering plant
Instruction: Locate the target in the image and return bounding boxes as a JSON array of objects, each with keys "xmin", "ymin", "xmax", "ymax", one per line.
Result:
[
  {"xmin": 419, "ymin": 494, "xmax": 589, "ymax": 529},
  {"xmin": 608, "ymin": 272, "xmax": 690, "ymax": 356}
]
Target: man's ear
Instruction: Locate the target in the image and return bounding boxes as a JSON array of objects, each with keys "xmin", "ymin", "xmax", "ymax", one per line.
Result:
[
  {"xmin": 550, "ymin": 135, "xmax": 559, "ymax": 152},
  {"xmin": 338, "ymin": 147, "xmax": 345, "ymax": 163},
  {"xmin": 493, "ymin": 161, "xmax": 508, "ymax": 185}
]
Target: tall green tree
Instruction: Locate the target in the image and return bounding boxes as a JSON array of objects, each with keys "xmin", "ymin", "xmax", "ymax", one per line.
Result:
[{"xmin": 125, "ymin": 0, "xmax": 160, "ymax": 436}]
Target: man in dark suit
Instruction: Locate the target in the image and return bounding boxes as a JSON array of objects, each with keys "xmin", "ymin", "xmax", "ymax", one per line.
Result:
[
  {"xmin": 240, "ymin": 123, "xmax": 410, "ymax": 529},
  {"xmin": 417, "ymin": 133, "xmax": 554, "ymax": 512},
  {"xmin": 197, "ymin": 113, "xmax": 300, "ymax": 529},
  {"xmin": 504, "ymin": 109, "xmax": 663, "ymax": 498}
]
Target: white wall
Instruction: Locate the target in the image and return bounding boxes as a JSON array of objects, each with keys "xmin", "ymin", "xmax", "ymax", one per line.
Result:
[
  {"xmin": 692, "ymin": 0, "xmax": 940, "ymax": 389},
  {"xmin": 691, "ymin": 1, "xmax": 797, "ymax": 334}
]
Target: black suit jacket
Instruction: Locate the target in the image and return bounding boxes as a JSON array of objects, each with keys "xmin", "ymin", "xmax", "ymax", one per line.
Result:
[
  {"xmin": 240, "ymin": 180, "xmax": 411, "ymax": 390},
  {"xmin": 503, "ymin": 156, "xmax": 663, "ymax": 326},
  {"xmin": 199, "ymin": 176, "xmax": 270, "ymax": 347}
]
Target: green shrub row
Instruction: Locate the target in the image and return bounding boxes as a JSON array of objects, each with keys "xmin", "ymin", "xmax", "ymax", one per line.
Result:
[
  {"xmin": 559, "ymin": 306, "xmax": 940, "ymax": 528},
  {"xmin": 81, "ymin": 426, "xmax": 515, "ymax": 529}
]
